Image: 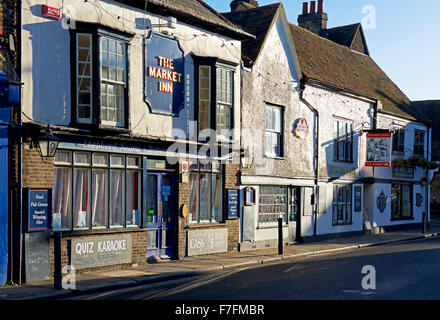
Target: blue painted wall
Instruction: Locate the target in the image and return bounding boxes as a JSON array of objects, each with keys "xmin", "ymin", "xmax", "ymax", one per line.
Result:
[{"xmin": 0, "ymin": 124, "xmax": 8, "ymax": 286}]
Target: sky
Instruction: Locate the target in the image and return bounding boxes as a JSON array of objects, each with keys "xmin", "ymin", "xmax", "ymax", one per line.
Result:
[{"xmin": 204, "ymin": 0, "xmax": 440, "ymax": 101}]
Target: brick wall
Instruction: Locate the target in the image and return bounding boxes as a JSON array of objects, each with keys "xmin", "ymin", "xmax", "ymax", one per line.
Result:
[
  {"xmin": 22, "ymin": 142, "xmax": 55, "ymax": 189},
  {"xmin": 46, "ymin": 230, "xmax": 147, "ymax": 278},
  {"xmin": 177, "ymin": 160, "xmax": 242, "ymax": 258}
]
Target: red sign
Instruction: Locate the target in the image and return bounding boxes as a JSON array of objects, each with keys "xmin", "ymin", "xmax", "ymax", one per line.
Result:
[
  {"xmin": 42, "ymin": 5, "xmax": 61, "ymax": 20},
  {"xmin": 365, "ymin": 132, "xmax": 392, "ymax": 167}
]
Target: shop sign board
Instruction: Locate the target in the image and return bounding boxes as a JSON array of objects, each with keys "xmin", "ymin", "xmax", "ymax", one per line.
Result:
[
  {"xmin": 71, "ymin": 234, "xmax": 132, "ymax": 269},
  {"xmin": 187, "ymin": 228, "xmax": 228, "ymax": 256},
  {"xmin": 366, "ymin": 132, "xmax": 392, "ymax": 167}
]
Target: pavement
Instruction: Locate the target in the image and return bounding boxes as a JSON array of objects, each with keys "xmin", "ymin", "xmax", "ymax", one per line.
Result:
[{"xmin": 1, "ymin": 221, "xmax": 440, "ymax": 300}]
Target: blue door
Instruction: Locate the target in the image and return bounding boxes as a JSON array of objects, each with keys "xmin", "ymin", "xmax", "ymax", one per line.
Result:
[
  {"xmin": 146, "ymin": 172, "xmax": 174, "ymax": 260},
  {"xmin": 0, "ymin": 125, "xmax": 8, "ymax": 286}
]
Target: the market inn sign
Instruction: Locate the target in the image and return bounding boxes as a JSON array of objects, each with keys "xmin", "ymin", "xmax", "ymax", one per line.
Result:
[{"xmin": 144, "ymin": 32, "xmax": 185, "ymax": 116}]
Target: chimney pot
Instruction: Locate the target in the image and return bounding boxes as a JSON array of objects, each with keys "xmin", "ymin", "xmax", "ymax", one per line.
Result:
[
  {"xmin": 302, "ymin": 2, "xmax": 309, "ymax": 15},
  {"xmin": 310, "ymin": 1, "xmax": 316, "ymax": 14},
  {"xmin": 318, "ymin": 0, "xmax": 323, "ymax": 13}
]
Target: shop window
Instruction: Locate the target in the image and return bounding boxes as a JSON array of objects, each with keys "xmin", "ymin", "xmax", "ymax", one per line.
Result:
[
  {"xmin": 414, "ymin": 129, "xmax": 425, "ymax": 157},
  {"xmin": 189, "ymin": 160, "xmax": 223, "ymax": 224},
  {"xmin": 72, "ymin": 24, "xmax": 131, "ymax": 128},
  {"xmin": 258, "ymin": 186, "xmax": 288, "ymax": 226},
  {"xmin": 332, "ymin": 184, "xmax": 352, "ymax": 225},
  {"xmin": 333, "ymin": 120, "xmax": 353, "ymax": 162},
  {"xmin": 392, "ymin": 127, "xmax": 405, "ymax": 154},
  {"xmin": 195, "ymin": 57, "xmax": 236, "ymax": 141},
  {"xmin": 265, "ymin": 104, "xmax": 284, "ymax": 158},
  {"xmin": 53, "ymin": 151, "xmax": 142, "ymax": 231},
  {"xmin": 391, "ymin": 184, "xmax": 412, "ymax": 220}
]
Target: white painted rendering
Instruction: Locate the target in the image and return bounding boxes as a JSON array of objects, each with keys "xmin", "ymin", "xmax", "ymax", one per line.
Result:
[{"xmin": 21, "ymin": 0, "xmax": 242, "ymax": 145}]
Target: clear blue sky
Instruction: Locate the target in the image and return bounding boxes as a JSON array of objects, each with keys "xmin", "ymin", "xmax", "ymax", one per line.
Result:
[{"xmin": 204, "ymin": 0, "xmax": 440, "ymax": 101}]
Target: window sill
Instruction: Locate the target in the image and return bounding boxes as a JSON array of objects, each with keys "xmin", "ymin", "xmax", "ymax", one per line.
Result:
[
  {"xmin": 186, "ymin": 222, "xmax": 226, "ymax": 229},
  {"xmin": 333, "ymin": 160, "xmax": 355, "ymax": 164},
  {"xmin": 391, "ymin": 217, "xmax": 414, "ymax": 221},
  {"xmin": 332, "ymin": 222, "xmax": 353, "ymax": 227},
  {"xmin": 52, "ymin": 226, "xmax": 142, "ymax": 237},
  {"xmin": 257, "ymin": 224, "xmax": 288, "ymax": 230},
  {"xmin": 264, "ymin": 155, "xmax": 286, "ymax": 160}
]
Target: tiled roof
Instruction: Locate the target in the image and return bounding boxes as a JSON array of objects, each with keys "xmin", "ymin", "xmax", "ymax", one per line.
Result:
[
  {"xmin": 118, "ymin": 0, "xmax": 254, "ymax": 40},
  {"xmin": 223, "ymin": 3, "xmax": 282, "ymax": 67},
  {"xmin": 289, "ymin": 23, "xmax": 415, "ymax": 120}
]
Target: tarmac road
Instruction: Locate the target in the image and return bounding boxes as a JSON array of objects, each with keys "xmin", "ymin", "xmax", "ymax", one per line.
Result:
[{"xmin": 68, "ymin": 236, "xmax": 440, "ymax": 300}]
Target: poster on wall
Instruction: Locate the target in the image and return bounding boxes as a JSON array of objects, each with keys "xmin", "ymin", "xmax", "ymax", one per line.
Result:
[
  {"xmin": 144, "ymin": 32, "xmax": 185, "ymax": 116},
  {"xmin": 365, "ymin": 131, "xmax": 392, "ymax": 167},
  {"xmin": 23, "ymin": 188, "xmax": 52, "ymax": 232}
]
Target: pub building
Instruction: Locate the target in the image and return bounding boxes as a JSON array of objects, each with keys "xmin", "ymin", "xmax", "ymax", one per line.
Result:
[{"xmin": 14, "ymin": 0, "xmax": 253, "ymax": 283}]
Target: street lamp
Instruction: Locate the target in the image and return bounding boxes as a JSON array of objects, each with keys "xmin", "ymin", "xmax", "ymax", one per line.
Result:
[{"xmin": 36, "ymin": 125, "xmax": 59, "ymax": 158}]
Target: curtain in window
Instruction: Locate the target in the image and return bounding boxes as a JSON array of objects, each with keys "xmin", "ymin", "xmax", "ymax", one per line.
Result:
[
  {"xmin": 126, "ymin": 170, "xmax": 140, "ymax": 225},
  {"xmin": 189, "ymin": 173, "xmax": 199, "ymax": 222},
  {"xmin": 92, "ymin": 169, "xmax": 107, "ymax": 227},
  {"xmin": 199, "ymin": 173, "xmax": 210, "ymax": 222},
  {"xmin": 110, "ymin": 170, "xmax": 123, "ymax": 226},
  {"xmin": 212, "ymin": 174, "xmax": 222, "ymax": 222},
  {"xmin": 53, "ymin": 167, "xmax": 71, "ymax": 230},
  {"xmin": 73, "ymin": 168, "xmax": 89, "ymax": 229}
]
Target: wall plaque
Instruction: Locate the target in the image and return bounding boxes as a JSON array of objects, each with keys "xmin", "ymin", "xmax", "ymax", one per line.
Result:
[
  {"xmin": 377, "ymin": 191, "xmax": 387, "ymax": 213},
  {"xmin": 71, "ymin": 234, "xmax": 132, "ymax": 270}
]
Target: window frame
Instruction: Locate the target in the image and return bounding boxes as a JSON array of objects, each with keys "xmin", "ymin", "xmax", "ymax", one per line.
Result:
[
  {"xmin": 414, "ymin": 129, "xmax": 425, "ymax": 158},
  {"xmin": 392, "ymin": 127, "xmax": 405, "ymax": 155},
  {"xmin": 71, "ymin": 23, "xmax": 132, "ymax": 130},
  {"xmin": 53, "ymin": 150, "xmax": 143, "ymax": 232},
  {"xmin": 332, "ymin": 184, "xmax": 353, "ymax": 226},
  {"xmin": 264, "ymin": 103, "xmax": 284, "ymax": 158},
  {"xmin": 188, "ymin": 160, "xmax": 224, "ymax": 224},
  {"xmin": 258, "ymin": 186, "xmax": 289, "ymax": 227},
  {"xmin": 194, "ymin": 56, "xmax": 237, "ymax": 142},
  {"xmin": 391, "ymin": 183, "xmax": 413, "ymax": 220},
  {"xmin": 333, "ymin": 120, "xmax": 354, "ymax": 162}
]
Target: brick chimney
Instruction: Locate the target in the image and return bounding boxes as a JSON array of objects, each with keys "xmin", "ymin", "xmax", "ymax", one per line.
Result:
[
  {"xmin": 298, "ymin": 0, "xmax": 328, "ymax": 36},
  {"xmin": 230, "ymin": 0, "xmax": 259, "ymax": 12}
]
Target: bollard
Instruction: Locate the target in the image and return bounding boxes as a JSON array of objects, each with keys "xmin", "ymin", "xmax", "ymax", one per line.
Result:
[
  {"xmin": 422, "ymin": 212, "xmax": 426, "ymax": 234},
  {"xmin": 54, "ymin": 231, "xmax": 62, "ymax": 290},
  {"xmin": 278, "ymin": 217, "xmax": 283, "ymax": 255}
]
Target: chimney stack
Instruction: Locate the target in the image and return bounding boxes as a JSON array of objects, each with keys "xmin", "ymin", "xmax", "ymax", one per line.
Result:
[
  {"xmin": 297, "ymin": 0, "xmax": 328, "ymax": 36},
  {"xmin": 318, "ymin": 0, "xmax": 324, "ymax": 13},
  {"xmin": 302, "ymin": 2, "xmax": 308, "ymax": 15},
  {"xmin": 310, "ymin": 1, "xmax": 316, "ymax": 14}
]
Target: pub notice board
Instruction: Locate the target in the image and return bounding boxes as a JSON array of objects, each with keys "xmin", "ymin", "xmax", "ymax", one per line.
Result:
[{"xmin": 23, "ymin": 188, "xmax": 52, "ymax": 233}]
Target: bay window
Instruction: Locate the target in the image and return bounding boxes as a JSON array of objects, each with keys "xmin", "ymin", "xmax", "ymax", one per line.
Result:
[
  {"xmin": 73, "ymin": 24, "xmax": 130, "ymax": 128},
  {"xmin": 189, "ymin": 160, "xmax": 223, "ymax": 224}
]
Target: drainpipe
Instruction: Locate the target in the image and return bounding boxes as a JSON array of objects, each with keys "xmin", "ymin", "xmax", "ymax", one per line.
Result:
[
  {"xmin": 425, "ymin": 125, "xmax": 431, "ymax": 232},
  {"xmin": 299, "ymin": 80, "xmax": 319, "ymax": 237}
]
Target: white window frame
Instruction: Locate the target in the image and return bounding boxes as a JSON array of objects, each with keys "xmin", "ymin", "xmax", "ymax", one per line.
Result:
[
  {"xmin": 76, "ymin": 33, "xmax": 93, "ymax": 124},
  {"xmin": 198, "ymin": 65, "xmax": 211, "ymax": 139},
  {"xmin": 265, "ymin": 104, "xmax": 283, "ymax": 158}
]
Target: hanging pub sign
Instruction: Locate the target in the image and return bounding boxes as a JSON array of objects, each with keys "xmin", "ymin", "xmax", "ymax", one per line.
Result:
[
  {"xmin": 144, "ymin": 32, "xmax": 185, "ymax": 116},
  {"xmin": 23, "ymin": 188, "xmax": 52, "ymax": 232},
  {"xmin": 365, "ymin": 131, "xmax": 392, "ymax": 167}
]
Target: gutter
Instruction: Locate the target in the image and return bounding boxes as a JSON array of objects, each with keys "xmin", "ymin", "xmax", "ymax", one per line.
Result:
[{"xmin": 299, "ymin": 80, "xmax": 319, "ymax": 237}]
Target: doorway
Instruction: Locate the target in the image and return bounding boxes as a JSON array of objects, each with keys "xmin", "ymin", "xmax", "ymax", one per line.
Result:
[{"xmin": 146, "ymin": 172, "xmax": 174, "ymax": 260}]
